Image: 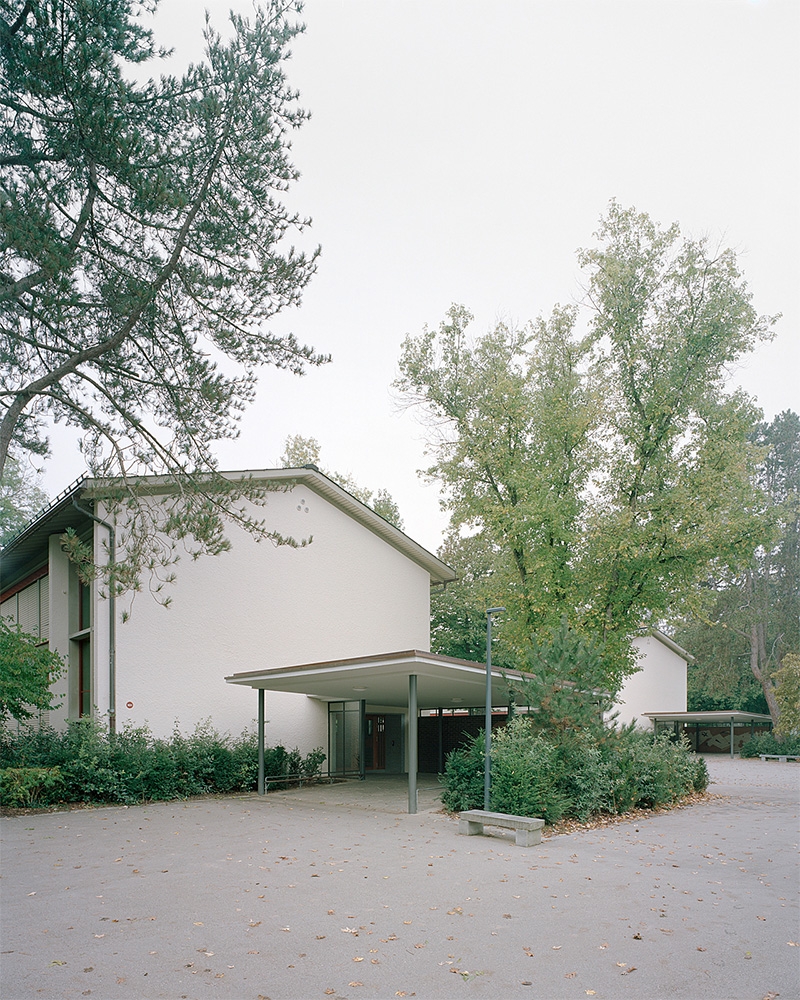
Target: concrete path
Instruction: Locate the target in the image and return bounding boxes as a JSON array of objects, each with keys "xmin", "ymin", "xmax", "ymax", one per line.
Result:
[{"xmin": 1, "ymin": 758, "xmax": 797, "ymax": 1000}]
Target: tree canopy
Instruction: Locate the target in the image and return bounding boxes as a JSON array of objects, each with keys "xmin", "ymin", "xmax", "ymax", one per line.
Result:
[
  {"xmin": 676, "ymin": 410, "xmax": 800, "ymax": 725},
  {"xmin": 1, "ymin": 0, "xmax": 325, "ymax": 581},
  {"xmin": 0, "ymin": 619, "xmax": 64, "ymax": 722},
  {"xmin": 0, "ymin": 452, "xmax": 48, "ymax": 544},
  {"xmin": 397, "ymin": 203, "xmax": 775, "ymax": 689}
]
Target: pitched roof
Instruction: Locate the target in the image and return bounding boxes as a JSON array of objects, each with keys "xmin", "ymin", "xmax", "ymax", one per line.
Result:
[{"xmin": 0, "ymin": 467, "xmax": 456, "ymax": 589}]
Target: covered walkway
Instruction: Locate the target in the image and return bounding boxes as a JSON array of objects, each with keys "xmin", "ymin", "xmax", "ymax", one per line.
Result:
[
  {"xmin": 644, "ymin": 710, "xmax": 773, "ymax": 756},
  {"xmin": 226, "ymin": 649, "xmax": 527, "ymax": 814}
]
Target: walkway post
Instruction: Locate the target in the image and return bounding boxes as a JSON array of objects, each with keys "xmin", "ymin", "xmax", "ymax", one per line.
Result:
[
  {"xmin": 258, "ymin": 689, "xmax": 265, "ymax": 795},
  {"xmin": 408, "ymin": 674, "xmax": 418, "ymax": 814},
  {"xmin": 485, "ymin": 608, "xmax": 505, "ymax": 811}
]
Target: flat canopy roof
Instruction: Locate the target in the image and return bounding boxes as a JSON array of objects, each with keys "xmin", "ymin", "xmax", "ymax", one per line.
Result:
[
  {"xmin": 643, "ymin": 711, "xmax": 772, "ymax": 725},
  {"xmin": 226, "ymin": 649, "xmax": 529, "ymax": 710}
]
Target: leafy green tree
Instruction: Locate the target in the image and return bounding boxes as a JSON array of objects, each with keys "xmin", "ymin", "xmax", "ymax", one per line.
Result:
[
  {"xmin": 0, "ymin": 620, "xmax": 64, "ymax": 722},
  {"xmin": 0, "ymin": 0, "xmax": 325, "ymax": 587},
  {"xmin": 397, "ymin": 204, "xmax": 774, "ymax": 691},
  {"xmin": 279, "ymin": 434, "xmax": 404, "ymax": 529},
  {"xmin": 430, "ymin": 528, "xmax": 515, "ymax": 666},
  {"xmin": 576, "ymin": 205, "xmax": 772, "ymax": 653},
  {"xmin": 773, "ymin": 654, "xmax": 800, "ymax": 737},
  {"xmin": 676, "ymin": 410, "xmax": 800, "ymax": 725},
  {"xmin": 0, "ymin": 452, "xmax": 48, "ymax": 544},
  {"xmin": 397, "ymin": 302, "xmax": 598, "ymax": 662}
]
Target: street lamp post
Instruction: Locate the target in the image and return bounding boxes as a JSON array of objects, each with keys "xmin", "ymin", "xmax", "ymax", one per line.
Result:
[{"xmin": 485, "ymin": 607, "xmax": 506, "ymax": 810}]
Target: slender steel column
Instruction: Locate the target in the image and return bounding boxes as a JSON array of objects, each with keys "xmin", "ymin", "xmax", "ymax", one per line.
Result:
[
  {"xmin": 258, "ymin": 689, "xmax": 265, "ymax": 795},
  {"xmin": 408, "ymin": 674, "xmax": 418, "ymax": 814},
  {"xmin": 484, "ymin": 608, "xmax": 505, "ymax": 810},
  {"xmin": 359, "ymin": 699, "xmax": 366, "ymax": 780},
  {"xmin": 437, "ymin": 707, "xmax": 443, "ymax": 774},
  {"xmin": 730, "ymin": 717, "xmax": 735, "ymax": 759}
]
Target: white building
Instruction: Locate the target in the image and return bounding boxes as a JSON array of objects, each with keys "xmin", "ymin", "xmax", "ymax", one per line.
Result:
[
  {"xmin": 4, "ymin": 469, "xmax": 717, "ymax": 805},
  {"xmin": 614, "ymin": 630, "xmax": 690, "ymax": 727},
  {"xmin": 0, "ymin": 468, "xmax": 455, "ymax": 750}
]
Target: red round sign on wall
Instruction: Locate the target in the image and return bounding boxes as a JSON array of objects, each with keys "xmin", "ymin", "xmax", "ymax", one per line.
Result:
[{"xmin": 126, "ymin": 701, "xmax": 134, "ymax": 709}]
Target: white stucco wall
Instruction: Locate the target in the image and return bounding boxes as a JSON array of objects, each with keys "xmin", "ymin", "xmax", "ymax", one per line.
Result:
[
  {"xmin": 99, "ymin": 484, "xmax": 432, "ymax": 749},
  {"xmin": 47, "ymin": 536, "xmax": 71, "ymax": 729},
  {"xmin": 613, "ymin": 634, "xmax": 688, "ymax": 728}
]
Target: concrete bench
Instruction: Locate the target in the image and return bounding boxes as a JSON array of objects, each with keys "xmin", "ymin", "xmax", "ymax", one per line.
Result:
[
  {"xmin": 759, "ymin": 754, "xmax": 800, "ymax": 763},
  {"xmin": 459, "ymin": 809, "xmax": 544, "ymax": 847}
]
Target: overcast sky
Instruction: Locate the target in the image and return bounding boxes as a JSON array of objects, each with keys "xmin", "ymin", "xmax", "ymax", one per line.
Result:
[{"xmin": 42, "ymin": 0, "xmax": 799, "ymax": 554}]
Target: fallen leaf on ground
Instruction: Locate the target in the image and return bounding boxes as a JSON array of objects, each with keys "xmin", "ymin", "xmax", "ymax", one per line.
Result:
[
  {"xmin": 621, "ymin": 967, "xmax": 638, "ymax": 976},
  {"xmin": 565, "ymin": 972, "xmax": 576, "ymax": 978}
]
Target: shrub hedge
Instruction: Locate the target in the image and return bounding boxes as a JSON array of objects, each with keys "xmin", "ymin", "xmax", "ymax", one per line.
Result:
[
  {"xmin": 441, "ymin": 717, "xmax": 708, "ymax": 823},
  {"xmin": 739, "ymin": 732, "xmax": 800, "ymax": 758},
  {"xmin": 0, "ymin": 717, "xmax": 325, "ymax": 808}
]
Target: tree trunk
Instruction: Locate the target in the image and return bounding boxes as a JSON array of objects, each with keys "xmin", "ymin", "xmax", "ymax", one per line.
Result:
[{"xmin": 750, "ymin": 622, "xmax": 780, "ymax": 726}]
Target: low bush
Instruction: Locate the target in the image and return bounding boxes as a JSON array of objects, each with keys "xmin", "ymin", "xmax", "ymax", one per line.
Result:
[
  {"xmin": 441, "ymin": 716, "xmax": 708, "ymax": 824},
  {"xmin": 739, "ymin": 732, "xmax": 800, "ymax": 758},
  {"xmin": 0, "ymin": 717, "xmax": 326, "ymax": 808},
  {"xmin": 0, "ymin": 766, "xmax": 64, "ymax": 807}
]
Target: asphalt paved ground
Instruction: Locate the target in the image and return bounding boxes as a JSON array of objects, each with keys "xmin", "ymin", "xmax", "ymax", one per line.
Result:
[{"xmin": 1, "ymin": 757, "xmax": 798, "ymax": 1000}]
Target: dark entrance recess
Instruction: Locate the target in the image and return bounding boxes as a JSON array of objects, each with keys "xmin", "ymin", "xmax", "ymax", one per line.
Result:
[
  {"xmin": 364, "ymin": 714, "xmax": 386, "ymax": 770},
  {"xmin": 418, "ymin": 712, "xmax": 509, "ymax": 774}
]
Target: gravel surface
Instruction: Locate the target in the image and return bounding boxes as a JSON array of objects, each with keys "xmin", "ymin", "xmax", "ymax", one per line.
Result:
[{"xmin": 1, "ymin": 756, "xmax": 798, "ymax": 1000}]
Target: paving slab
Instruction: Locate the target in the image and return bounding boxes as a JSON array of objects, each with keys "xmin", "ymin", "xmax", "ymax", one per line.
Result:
[{"xmin": 1, "ymin": 758, "xmax": 798, "ymax": 1000}]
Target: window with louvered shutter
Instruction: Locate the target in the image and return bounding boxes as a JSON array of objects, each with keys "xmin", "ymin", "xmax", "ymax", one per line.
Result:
[
  {"xmin": 39, "ymin": 579, "xmax": 49, "ymax": 640},
  {"xmin": 17, "ymin": 583, "xmax": 39, "ymax": 636},
  {"xmin": 1, "ymin": 596, "xmax": 17, "ymax": 623}
]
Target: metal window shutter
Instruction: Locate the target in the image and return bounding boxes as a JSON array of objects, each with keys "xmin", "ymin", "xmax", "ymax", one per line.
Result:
[
  {"xmin": 39, "ymin": 577, "xmax": 49, "ymax": 640},
  {"xmin": 1, "ymin": 595, "xmax": 18, "ymax": 624},
  {"xmin": 17, "ymin": 583, "xmax": 39, "ymax": 636}
]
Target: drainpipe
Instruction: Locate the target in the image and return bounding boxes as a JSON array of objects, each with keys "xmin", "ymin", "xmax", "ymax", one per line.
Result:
[{"xmin": 73, "ymin": 500, "xmax": 116, "ymax": 734}]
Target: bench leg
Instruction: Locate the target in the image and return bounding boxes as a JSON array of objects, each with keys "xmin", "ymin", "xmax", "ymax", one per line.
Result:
[
  {"xmin": 515, "ymin": 828, "xmax": 541, "ymax": 847},
  {"xmin": 459, "ymin": 819, "xmax": 484, "ymax": 836}
]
